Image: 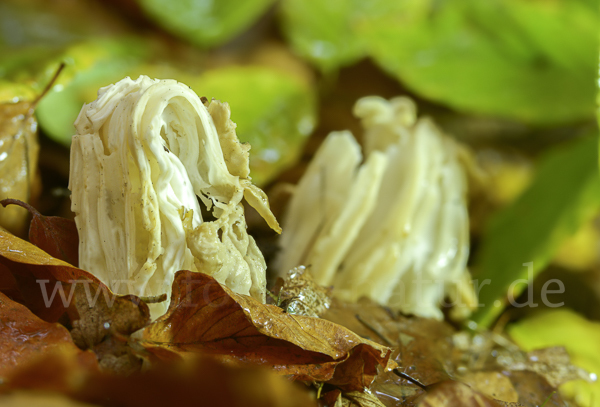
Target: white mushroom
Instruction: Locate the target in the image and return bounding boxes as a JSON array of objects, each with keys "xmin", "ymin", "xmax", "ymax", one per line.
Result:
[
  {"xmin": 276, "ymin": 96, "xmax": 475, "ymax": 319},
  {"xmin": 69, "ymin": 76, "xmax": 280, "ymax": 319}
]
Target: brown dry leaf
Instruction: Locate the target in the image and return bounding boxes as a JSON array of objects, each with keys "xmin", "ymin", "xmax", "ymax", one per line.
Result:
[
  {"xmin": 416, "ymin": 380, "xmax": 502, "ymax": 407},
  {"xmin": 0, "ymin": 229, "xmax": 88, "ymax": 278},
  {"xmin": 452, "ymin": 333, "xmax": 575, "ymax": 406},
  {"xmin": 324, "ymin": 299, "xmax": 453, "ymax": 405},
  {"xmin": 0, "ymin": 392, "xmax": 100, "ymax": 407},
  {"xmin": 321, "ymin": 389, "xmax": 345, "ymax": 407},
  {"xmin": 344, "ymin": 391, "xmax": 387, "ymax": 407},
  {"xmin": 76, "ymin": 355, "xmax": 318, "ymax": 407},
  {"xmin": 0, "ymin": 291, "xmax": 97, "ymax": 379},
  {"xmin": 504, "ymin": 371, "xmax": 567, "ymax": 407},
  {"xmin": 0, "ymin": 101, "xmax": 40, "ymax": 236},
  {"xmin": 1, "ymin": 199, "xmax": 79, "ymax": 266},
  {"xmin": 320, "ymin": 298, "xmax": 577, "ymax": 406},
  {"xmin": 142, "ymin": 271, "xmax": 395, "ymax": 390},
  {"xmin": 0, "ymin": 228, "xmax": 99, "ymax": 321},
  {"xmin": 0, "ymin": 261, "xmax": 68, "ymax": 322},
  {"xmin": 3, "ymin": 349, "xmax": 102, "ymax": 394},
  {"xmin": 324, "ymin": 299, "xmax": 453, "ymax": 387},
  {"xmin": 3, "ymin": 352, "xmax": 318, "ymax": 407},
  {"xmin": 321, "ymin": 389, "xmax": 386, "ymax": 407},
  {"xmin": 460, "ymin": 371, "xmax": 518, "ymax": 402},
  {"xmin": 499, "ymin": 347, "xmax": 590, "ymax": 388},
  {"xmin": 0, "ymin": 261, "xmax": 20, "ymax": 298},
  {"xmin": 0, "ymin": 223, "xmax": 153, "ymax": 375}
]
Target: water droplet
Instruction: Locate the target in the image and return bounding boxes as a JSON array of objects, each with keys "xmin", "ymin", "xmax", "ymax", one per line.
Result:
[
  {"xmin": 261, "ymin": 148, "xmax": 280, "ymax": 163},
  {"xmin": 103, "ymin": 322, "xmax": 110, "ymax": 329}
]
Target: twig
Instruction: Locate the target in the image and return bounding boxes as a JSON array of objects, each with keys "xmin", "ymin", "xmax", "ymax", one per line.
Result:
[
  {"xmin": 355, "ymin": 314, "xmax": 393, "ymax": 346},
  {"xmin": 392, "ymin": 369, "xmax": 428, "ymax": 391}
]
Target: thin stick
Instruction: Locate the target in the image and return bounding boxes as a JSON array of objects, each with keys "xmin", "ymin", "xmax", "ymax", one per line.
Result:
[
  {"xmin": 139, "ymin": 293, "xmax": 168, "ymax": 304},
  {"xmin": 30, "ymin": 62, "xmax": 66, "ymax": 109},
  {"xmin": 392, "ymin": 369, "xmax": 428, "ymax": 391}
]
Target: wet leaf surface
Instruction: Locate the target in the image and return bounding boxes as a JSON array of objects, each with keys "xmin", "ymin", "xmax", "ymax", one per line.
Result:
[
  {"xmin": 0, "ymin": 291, "xmax": 97, "ymax": 379},
  {"xmin": 274, "ymin": 266, "xmax": 332, "ymax": 317},
  {"xmin": 321, "ymin": 298, "xmax": 575, "ymax": 406},
  {"xmin": 324, "ymin": 299, "xmax": 454, "ymax": 385},
  {"xmin": 0, "ymin": 228, "xmax": 88, "ymax": 276},
  {"xmin": 0, "ymin": 101, "xmax": 40, "ymax": 236},
  {"xmin": 142, "ymin": 271, "xmax": 395, "ymax": 389},
  {"xmin": 499, "ymin": 347, "xmax": 590, "ymax": 388},
  {"xmin": 1, "ymin": 199, "xmax": 78, "ymax": 266},
  {"xmin": 0, "ymin": 228, "xmax": 99, "ymax": 321}
]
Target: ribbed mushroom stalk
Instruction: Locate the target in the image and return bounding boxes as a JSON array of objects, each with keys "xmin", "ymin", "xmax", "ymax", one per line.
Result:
[
  {"xmin": 69, "ymin": 76, "xmax": 280, "ymax": 319},
  {"xmin": 276, "ymin": 96, "xmax": 475, "ymax": 320}
]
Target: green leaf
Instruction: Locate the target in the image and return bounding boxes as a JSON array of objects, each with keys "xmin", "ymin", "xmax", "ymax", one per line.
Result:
[
  {"xmin": 33, "ymin": 38, "xmax": 151, "ymax": 145},
  {"xmin": 0, "ymin": 0, "xmax": 128, "ymax": 51},
  {"xmin": 192, "ymin": 66, "xmax": 316, "ymax": 185},
  {"xmin": 597, "ymin": 45, "xmax": 600, "ymax": 132},
  {"xmin": 137, "ymin": 0, "xmax": 274, "ymax": 48},
  {"xmin": 0, "ymin": 80, "xmax": 37, "ymax": 103},
  {"xmin": 0, "ymin": 0, "xmax": 133, "ymax": 97},
  {"xmin": 358, "ymin": 0, "xmax": 598, "ymax": 125},
  {"xmin": 471, "ymin": 135, "xmax": 600, "ymax": 327},
  {"xmin": 279, "ymin": 0, "xmax": 367, "ymax": 72},
  {"xmin": 507, "ymin": 308, "xmax": 600, "ymax": 406}
]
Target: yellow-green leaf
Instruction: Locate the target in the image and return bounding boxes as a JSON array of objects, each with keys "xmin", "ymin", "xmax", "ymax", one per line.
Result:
[
  {"xmin": 358, "ymin": 0, "xmax": 598, "ymax": 125},
  {"xmin": 279, "ymin": 0, "xmax": 367, "ymax": 72},
  {"xmin": 191, "ymin": 66, "xmax": 316, "ymax": 185},
  {"xmin": 507, "ymin": 308, "xmax": 600, "ymax": 406},
  {"xmin": 137, "ymin": 0, "xmax": 275, "ymax": 48}
]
